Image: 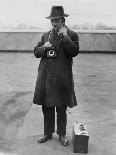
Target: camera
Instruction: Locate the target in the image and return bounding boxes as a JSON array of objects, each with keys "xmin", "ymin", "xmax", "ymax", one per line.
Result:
[{"xmin": 47, "ymin": 47, "xmax": 57, "ymax": 58}]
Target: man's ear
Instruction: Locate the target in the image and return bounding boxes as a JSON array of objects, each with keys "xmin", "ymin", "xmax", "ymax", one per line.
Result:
[{"xmin": 62, "ymin": 17, "xmax": 65, "ymax": 26}]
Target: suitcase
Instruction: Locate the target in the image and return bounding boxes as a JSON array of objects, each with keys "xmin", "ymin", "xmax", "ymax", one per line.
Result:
[{"xmin": 72, "ymin": 122, "xmax": 89, "ymax": 154}]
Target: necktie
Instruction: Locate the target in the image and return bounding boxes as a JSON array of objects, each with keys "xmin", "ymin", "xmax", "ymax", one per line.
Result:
[{"xmin": 54, "ymin": 29, "xmax": 58, "ymax": 39}]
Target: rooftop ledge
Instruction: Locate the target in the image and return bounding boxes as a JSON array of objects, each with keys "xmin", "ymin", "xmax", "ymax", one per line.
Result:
[{"xmin": 0, "ymin": 29, "xmax": 116, "ymax": 33}]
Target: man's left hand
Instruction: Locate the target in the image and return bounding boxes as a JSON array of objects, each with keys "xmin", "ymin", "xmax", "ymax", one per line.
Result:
[{"xmin": 58, "ymin": 27, "xmax": 67, "ymax": 36}]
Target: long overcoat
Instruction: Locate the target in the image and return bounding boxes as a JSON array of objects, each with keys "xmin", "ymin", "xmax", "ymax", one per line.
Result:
[{"xmin": 33, "ymin": 27, "xmax": 79, "ymax": 108}]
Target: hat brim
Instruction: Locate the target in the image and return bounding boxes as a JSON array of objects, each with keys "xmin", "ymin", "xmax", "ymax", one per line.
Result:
[{"xmin": 46, "ymin": 14, "xmax": 69, "ymax": 19}]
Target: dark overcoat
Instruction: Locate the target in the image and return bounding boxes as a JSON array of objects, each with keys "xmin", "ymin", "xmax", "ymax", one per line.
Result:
[{"xmin": 33, "ymin": 28, "xmax": 79, "ymax": 108}]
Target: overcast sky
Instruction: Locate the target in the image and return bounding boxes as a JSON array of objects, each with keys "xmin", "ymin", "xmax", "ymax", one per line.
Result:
[{"xmin": 0, "ymin": 0, "xmax": 116, "ymax": 30}]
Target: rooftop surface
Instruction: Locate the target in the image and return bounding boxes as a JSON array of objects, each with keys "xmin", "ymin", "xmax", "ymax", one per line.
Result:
[{"xmin": 0, "ymin": 52, "xmax": 116, "ymax": 155}]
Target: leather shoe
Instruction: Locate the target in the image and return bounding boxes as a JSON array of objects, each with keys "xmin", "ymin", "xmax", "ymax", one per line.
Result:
[
  {"xmin": 59, "ymin": 136, "xmax": 68, "ymax": 146},
  {"xmin": 38, "ymin": 134, "xmax": 52, "ymax": 143}
]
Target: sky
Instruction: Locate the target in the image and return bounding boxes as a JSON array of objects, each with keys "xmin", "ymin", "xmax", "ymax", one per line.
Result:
[{"xmin": 0, "ymin": 0, "xmax": 116, "ymax": 30}]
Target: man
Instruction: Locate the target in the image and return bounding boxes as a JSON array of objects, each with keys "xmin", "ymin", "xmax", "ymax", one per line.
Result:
[{"xmin": 33, "ymin": 6, "xmax": 79, "ymax": 146}]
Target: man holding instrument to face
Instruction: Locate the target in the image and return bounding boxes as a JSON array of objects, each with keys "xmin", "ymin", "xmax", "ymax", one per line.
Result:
[{"xmin": 33, "ymin": 6, "xmax": 79, "ymax": 146}]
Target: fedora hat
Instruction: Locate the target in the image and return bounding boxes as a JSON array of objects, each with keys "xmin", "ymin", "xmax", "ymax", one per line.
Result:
[{"xmin": 46, "ymin": 6, "xmax": 69, "ymax": 19}]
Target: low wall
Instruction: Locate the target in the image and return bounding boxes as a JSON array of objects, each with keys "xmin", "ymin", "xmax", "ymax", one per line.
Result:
[{"xmin": 0, "ymin": 30, "xmax": 116, "ymax": 52}]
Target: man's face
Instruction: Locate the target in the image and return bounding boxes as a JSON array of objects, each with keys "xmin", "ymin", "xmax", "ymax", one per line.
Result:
[{"xmin": 51, "ymin": 18, "xmax": 64, "ymax": 30}]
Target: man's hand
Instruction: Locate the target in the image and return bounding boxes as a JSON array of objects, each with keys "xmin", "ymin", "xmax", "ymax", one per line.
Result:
[
  {"xmin": 58, "ymin": 27, "xmax": 67, "ymax": 36},
  {"xmin": 44, "ymin": 42, "xmax": 52, "ymax": 49}
]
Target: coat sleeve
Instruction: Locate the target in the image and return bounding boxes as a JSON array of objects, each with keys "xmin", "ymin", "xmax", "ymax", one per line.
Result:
[
  {"xmin": 61, "ymin": 32, "xmax": 79, "ymax": 57},
  {"xmin": 34, "ymin": 35, "xmax": 46, "ymax": 58}
]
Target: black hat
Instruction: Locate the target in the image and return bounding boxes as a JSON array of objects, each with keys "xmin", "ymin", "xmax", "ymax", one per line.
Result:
[{"xmin": 46, "ymin": 6, "xmax": 69, "ymax": 19}]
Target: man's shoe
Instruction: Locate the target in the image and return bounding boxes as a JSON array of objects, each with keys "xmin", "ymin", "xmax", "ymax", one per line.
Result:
[
  {"xmin": 59, "ymin": 136, "xmax": 68, "ymax": 146},
  {"xmin": 38, "ymin": 134, "xmax": 52, "ymax": 143}
]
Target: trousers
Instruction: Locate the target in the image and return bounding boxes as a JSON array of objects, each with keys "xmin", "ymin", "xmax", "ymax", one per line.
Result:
[{"xmin": 42, "ymin": 105, "xmax": 67, "ymax": 136}]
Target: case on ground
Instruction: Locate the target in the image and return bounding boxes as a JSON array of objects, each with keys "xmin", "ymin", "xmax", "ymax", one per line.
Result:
[{"xmin": 72, "ymin": 122, "xmax": 89, "ymax": 154}]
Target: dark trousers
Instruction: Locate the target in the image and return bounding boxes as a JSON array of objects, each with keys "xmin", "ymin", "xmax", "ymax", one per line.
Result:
[{"xmin": 42, "ymin": 105, "xmax": 67, "ymax": 136}]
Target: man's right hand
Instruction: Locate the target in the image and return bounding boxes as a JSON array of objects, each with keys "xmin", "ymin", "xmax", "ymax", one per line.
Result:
[{"xmin": 44, "ymin": 42, "xmax": 52, "ymax": 49}]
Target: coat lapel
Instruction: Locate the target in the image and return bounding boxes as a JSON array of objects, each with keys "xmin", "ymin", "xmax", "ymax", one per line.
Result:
[
  {"xmin": 48, "ymin": 29, "xmax": 55, "ymax": 45},
  {"xmin": 48, "ymin": 29, "xmax": 61, "ymax": 51}
]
